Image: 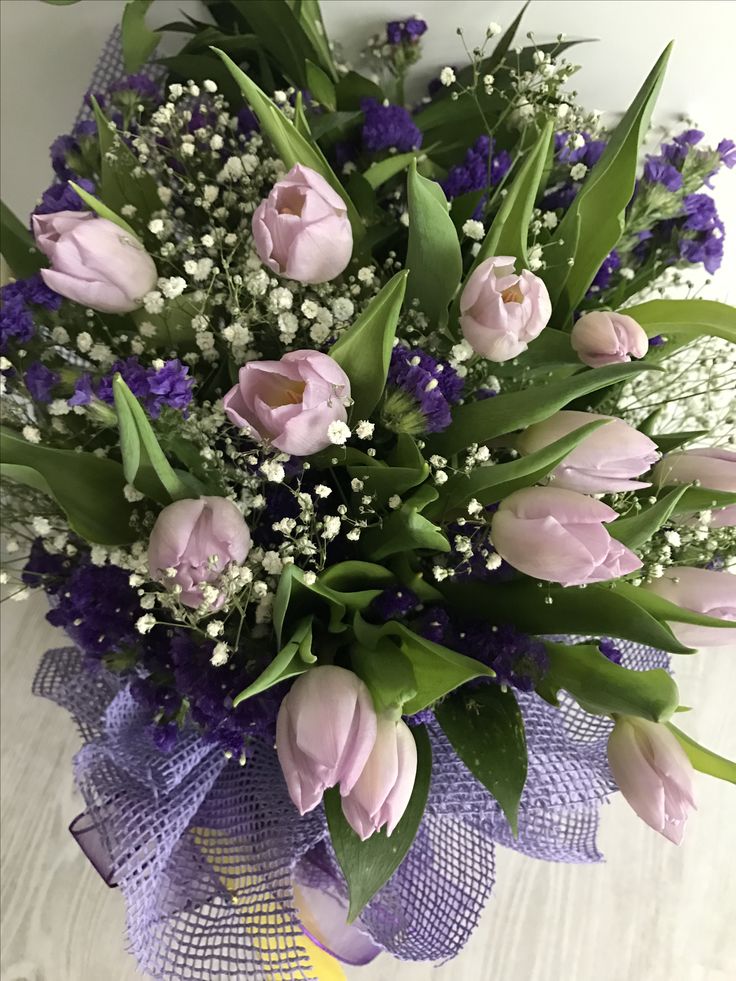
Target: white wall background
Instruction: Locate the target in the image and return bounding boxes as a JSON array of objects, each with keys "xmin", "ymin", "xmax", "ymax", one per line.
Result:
[{"xmin": 1, "ymin": 3, "xmax": 735, "ymax": 981}]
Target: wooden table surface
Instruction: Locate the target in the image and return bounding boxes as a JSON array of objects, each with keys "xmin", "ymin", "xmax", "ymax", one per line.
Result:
[{"xmin": 1, "ymin": 593, "xmax": 734, "ymax": 981}]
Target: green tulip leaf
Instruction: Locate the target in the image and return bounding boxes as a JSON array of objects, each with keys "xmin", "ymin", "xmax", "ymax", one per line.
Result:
[
  {"xmin": 232, "ymin": 617, "xmax": 313, "ymax": 706},
  {"xmin": 609, "ymin": 485, "xmax": 690, "ymax": 549},
  {"xmin": 0, "ymin": 199, "xmax": 45, "ymax": 278},
  {"xmin": 436, "ymin": 683, "xmax": 527, "ymax": 834},
  {"xmin": 325, "ymin": 724, "xmax": 432, "ymax": 922},
  {"xmin": 351, "ymin": 641, "xmax": 418, "ymax": 714},
  {"xmin": 121, "ymin": 0, "xmax": 161, "ymax": 73},
  {"xmin": 624, "ymin": 298, "xmax": 736, "ymax": 346},
  {"xmin": 90, "ymin": 97, "xmax": 159, "ymax": 221},
  {"xmin": 667, "ymin": 724, "xmax": 736, "ymax": 785}
]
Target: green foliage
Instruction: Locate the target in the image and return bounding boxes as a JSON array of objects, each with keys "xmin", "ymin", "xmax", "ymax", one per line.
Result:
[
  {"xmin": 67, "ymin": 181, "xmax": 137, "ymax": 237},
  {"xmin": 329, "ymin": 270, "xmax": 408, "ymax": 419},
  {"xmin": 324, "ymin": 725, "xmax": 432, "ymax": 921},
  {"xmin": 90, "ymin": 98, "xmax": 159, "ymax": 220},
  {"xmin": 346, "ymin": 435, "xmax": 429, "ymax": 507},
  {"xmin": 428, "ymin": 362, "xmax": 656, "ymax": 457},
  {"xmin": 353, "ymin": 614, "xmax": 494, "ymax": 715},
  {"xmin": 405, "ymin": 161, "xmax": 462, "ymax": 324},
  {"xmin": 0, "ymin": 428, "xmax": 136, "ymax": 544},
  {"xmin": 121, "ymin": 0, "xmax": 160, "ymax": 73},
  {"xmin": 544, "ymin": 45, "xmax": 672, "ymax": 327},
  {"xmin": 363, "ymin": 152, "xmax": 421, "ymax": 190},
  {"xmin": 436, "ymin": 684, "xmax": 527, "ymax": 833},
  {"xmin": 360, "ymin": 486, "xmax": 449, "ymax": 561},
  {"xmin": 623, "ymin": 298, "xmax": 736, "ymax": 346},
  {"xmin": 112, "ymin": 375, "xmax": 193, "ymax": 504},
  {"xmin": 613, "ymin": 581, "xmax": 736, "ymax": 634},
  {"xmin": 351, "ymin": 642, "xmax": 418, "ymax": 714},
  {"xmin": 667, "ymin": 724, "xmax": 736, "ymax": 785},
  {"xmin": 0, "ymin": 200, "xmax": 45, "ymax": 278},
  {"xmin": 438, "ymin": 578, "xmax": 694, "ymax": 654},
  {"xmin": 305, "ymin": 60, "xmax": 336, "ymax": 110},
  {"xmin": 540, "ymin": 642, "xmax": 680, "ymax": 722},
  {"xmin": 428, "ymin": 418, "xmax": 609, "ymax": 520},
  {"xmin": 609, "ymin": 486, "xmax": 689, "ymax": 549},
  {"xmin": 213, "ymin": 49, "xmax": 363, "ymax": 237},
  {"xmin": 233, "ymin": 617, "xmax": 313, "ymax": 706}
]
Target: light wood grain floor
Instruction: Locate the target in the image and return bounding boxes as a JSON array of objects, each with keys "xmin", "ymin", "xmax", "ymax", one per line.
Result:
[{"xmin": 1, "ymin": 593, "xmax": 735, "ymax": 981}]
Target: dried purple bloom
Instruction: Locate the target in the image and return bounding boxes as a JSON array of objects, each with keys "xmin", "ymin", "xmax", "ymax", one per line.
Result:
[
  {"xmin": 588, "ymin": 248, "xmax": 621, "ymax": 294},
  {"xmin": 717, "ymin": 138, "xmax": 736, "ymax": 168},
  {"xmin": 369, "ymin": 586, "xmax": 420, "ymax": 623},
  {"xmin": 643, "ymin": 157, "xmax": 683, "ymax": 191},
  {"xmin": 360, "ymin": 98, "xmax": 422, "ymax": 153},
  {"xmin": 68, "ymin": 373, "xmax": 94, "ymax": 406},
  {"xmin": 441, "ymin": 134, "xmax": 512, "ymax": 200},
  {"xmin": 383, "ymin": 343, "xmax": 462, "ymax": 434},
  {"xmin": 93, "ymin": 357, "xmax": 193, "ymax": 417},
  {"xmin": 24, "ymin": 361, "xmax": 60, "ymax": 403},
  {"xmin": 648, "ymin": 335, "xmax": 666, "ymax": 348},
  {"xmin": 33, "ymin": 176, "xmax": 95, "ymax": 216},
  {"xmin": 599, "ymin": 639, "xmax": 623, "ymax": 664},
  {"xmin": 386, "ymin": 21, "xmax": 403, "ymax": 45}
]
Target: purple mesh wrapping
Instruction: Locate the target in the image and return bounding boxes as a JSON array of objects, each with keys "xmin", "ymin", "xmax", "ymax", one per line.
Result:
[{"xmin": 34, "ymin": 638, "xmax": 670, "ymax": 980}]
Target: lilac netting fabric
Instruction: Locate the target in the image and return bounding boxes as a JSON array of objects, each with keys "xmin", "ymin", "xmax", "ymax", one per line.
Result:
[{"xmin": 34, "ymin": 639, "xmax": 669, "ymax": 980}]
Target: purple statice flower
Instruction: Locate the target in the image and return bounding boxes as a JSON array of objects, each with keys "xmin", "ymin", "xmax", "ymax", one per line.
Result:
[
  {"xmin": 24, "ymin": 361, "xmax": 59, "ymax": 403},
  {"xmin": 50, "ymin": 133, "xmax": 80, "ymax": 181},
  {"xmin": 21, "ymin": 274, "xmax": 63, "ymax": 311},
  {"xmin": 404, "ymin": 17, "xmax": 428, "ymax": 40},
  {"xmin": 387, "ymin": 17, "xmax": 428, "ymax": 44},
  {"xmin": 21, "ymin": 538, "xmax": 75, "ymax": 593},
  {"xmin": 237, "ymin": 106, "xmax": 259, "ymax": 136},
  {"xmin": 108, "ymin": 72, "xmax": 161, "ymax": 103},
  {"xmin": 648, "ymin": 335, "xmax": 666, "ymax": 348},
  {"xmin": 149, "ymin": 722, "xmax": 179, "ymax": 753},
  {"xmin": 441, "ymin": 134, "xmax": 512, "ymax": 200},
  {"xmin": 599, "ymin": 639, "xmax": 623, "ymax": 664},
  {"xmin": 588, "ymin": 248, "xmax": 621, "ymax": 293},
  {"xmin": 360, "ymin": 98, "xmax": 422, "ymax": 153},
  {"xmin": 682, "ymin": 193, "xmax": 720, "ymax": 232},
  {"xmin": 643, "ymin": 156, "xmax": 683, "ymax": 191},
  {"xmin": 556, "ymin": 131, "xmax": 607, "ymax": 169},
  {"xmin": 386, "ymin": 20, "xmax": 404, "ymax": 45},
  {"xmin": 369, "ymin": 586, "xmax": 420, "ymax": 623},
  {"xmin": 33, "ymin": 176, "xmax": 95, "ymax": 216},
  {"xmin": 384, "ymin": 343, "xmax": 462, "ymax": 434},
  {"xmin": 717, "ymin": 138, "xmax": 736, "ymax": 168},
  {"xmin": 0, "ymin": 274, "xmax": 61, "ymax": 354},
  {"xmin": 92, "ymin": 357, "xmax": 194, "ymax": 418},
  {"xmin": 679, "ymin": 232, "xmax": 724, "ymax": 274},
  {"xmin": 678, "ymin": 193, "xmax": 725, "ymax": 274}
]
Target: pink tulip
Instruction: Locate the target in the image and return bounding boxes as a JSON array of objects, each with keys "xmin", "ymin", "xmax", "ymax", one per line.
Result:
[
  {"xmin": 571, "ymin": 311, "xmax": 649, "ymax": 368},
  {"xmin": 276, "ymin": 666, "xmax": 378, "ymax": 814},
  {"xmin": 643, "ymin": 567, "xmax": 736, "ymax": 648},
  {"xmin": 608, "ymin": 716, "xmax": 696, "ymax": 844},
  {"xmin": 459, "ymin": 255, "xmax": 552, "ymax": 363},
  {"xmin": 653, "ymin": 447, "xmax": 736, "ymax": 528},
  {"xmin": 252, "ymin": 164, "xmax": 353, "ymax": 284},
  {"xmin": 491, "ymin": 486, "xmax": 642, "ymax": 586},
  {"xmin": 148, "ymin": 496, "xmax": 251, "ymax": 609},
  {"xmin": 517, "ymin": 410, "xmax": 659, "ymax": 494},
  {"xmin": 341, "ymin": 716, "xmax": 417, "ymax": 840},
  {"xmin": 32, "ymin": 211, "xmax": 157, "ymax": 313},
  {"xmin": 223, "ymin": 349, "xmax": 351, "ymax": 456}
]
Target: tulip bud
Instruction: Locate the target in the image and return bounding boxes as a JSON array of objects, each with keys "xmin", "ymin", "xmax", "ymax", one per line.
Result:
[
  {"xmin": 459, "ymin": 255, "xmax": 552, "ymax": 363},
  {"xmin": 653, "ymin": 448, "xmax": 736, "ymax": 527},
  {"xmin": 223, "ymin": 349, "xmax": 351, "ymax": 456},
  {"xmin": 252, "ymin": 164, "xmax": 353, "ymax": 284},
  {"xmin": 491, "ymin": 486, "xmax": 641, "ymax": 586},
  {"xmin": 517, "ymin": 410, "xmax": 659, "ymax": 494},
  {"xmin": 148, "ymin": 496, "xmax": 251, "ymax": 609},
  {"xmin": 643, "ymin": 567, "xmax": 736, "ymax": 648},
  {"xmin": 276, "ymin": 666, "xmax": 378, "ymax": 814},
  {"xmin": 571, "ymin": 311, "xmax": 648, "ymax": 368},
  {"xmin": 608, "ymin": 715, "xmax": 695, "ymax": 844},
  {"xmin": 32, "ymin": 211, "xmax": 157, "ymax": 313},
  {"xmin": 341, "ymin": 715, "xmax": 417, "ymax": 840}
]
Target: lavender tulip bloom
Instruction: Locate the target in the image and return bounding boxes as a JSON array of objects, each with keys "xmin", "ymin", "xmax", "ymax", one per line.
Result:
[
  {"xmin": 608, "ymin": 716, "xmax": 696, "ymax": 844},
  {"xmin": 223, "ymin": 349, "xmax": 351, "ymax": 456},
  {"xmin": 643, "ymin": 567, "xmax": 736, "ymax": 647},
  {"xmin": 341, "ymin": 716, "xmax": 417, "ymax": 840},
  {"xmin": 148, "ymin": 496, "xmax": 251, "ymax": 609},
  {"xmin": 571, "ymin": 311, "xmax": 649, "ymax": 368},
  {"xmin": 653, "ymin": 447, "xmax": 736, "ymax": 526},
  {"xmin": 491, "ymin": 486, "xmax": 642, "ymax": 586},
  {"xmin": 276, "ymin": 666, "xmax": 378, "ymax": 814},
  {"xmin": 252, "ymin": 164, "xmax": 353, "ymax": 284},
  {"xmin": 517, "ymin": 410, "xmax": 659, "ymax": 493},
  {"xmin": 459, "ymin": 255, "xmax": 552, "ymax": 363},
  {"xmin": 32, "ymin": 211, "xmax": 157, "ymax": 313}
]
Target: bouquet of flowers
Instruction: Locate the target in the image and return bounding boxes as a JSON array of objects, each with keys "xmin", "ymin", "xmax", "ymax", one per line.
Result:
[{"xmin": 2, "ymin": 1, "xmax": 735, "ymax": 977}]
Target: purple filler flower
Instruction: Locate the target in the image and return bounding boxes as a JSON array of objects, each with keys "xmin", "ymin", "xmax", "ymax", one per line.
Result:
[
  {"xmin": 76, "ymin": 357, "xmax": 194, "ymax": 417},
  {"xmin": 361, "ymin": 99, "xmax": 422, "ymax": 153},
  {"xmin": 33, "ymin": 177, "xmax": 95, "ymax": 216},
  {"xmin": 384, "ymin": 344, "xmax": 463, "ymax": 434},
  {"xmin": 441, "ymin": 134, "xmax": 511, "ymax": 200},
  {"xmin": 717, "ymin": 138, "xmax": 736, "ymax": 168},
  {"xmin": 643, "ymin": 156, "xmax": 683, "ymax": 191},
  {"xmin": 25, "ymin": 361, "xmax": 60, "ymax": 403}
]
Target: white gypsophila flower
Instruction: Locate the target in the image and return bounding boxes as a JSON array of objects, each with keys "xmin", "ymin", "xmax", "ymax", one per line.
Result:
[
  {"xmin": 664, "ymin": 530, "xmax": 682, "ymax": 548},
  {"xmin": 450, "ymin": 339, "xmax": 474, "ymax": 364},
  {"xmin": 570, "ymin": 163, "xmax": 587, "ymax": 181},
  {"xmin": 260, "ymin": 461, "xmax": 286, "ymax": 483},
  {"xmin": 332, "ymin": 297, "xmax": 354, "ymax": 321},
  {"xmin": 22, "ymin": 426, "xmax": 41, "ymax": 444},
  {"xmin": 321, "ymin": 515, "xmax": 341, "ymax": 540},
  {"xmin": 309, "ymin": 322, "xmax": 331, "ymax": 344},
  {"xmin": 181, "ymin": 142, "xmax": 196, "ymax": 157},
  {"xmin": 346, "ymin": 528, "xmax": 361, "ymax": 541},
  {"xmin": 32, "ymin": 516, "xmax": 51, "ymax": 536},
  {"xmin": 203, "ymin": 79, "xmax": 218, "ymax": 93},
  {"xmin": 159, "ymin": 276, "xmax": 186, "ymax": 299},
  {"xmin": 486, "ymin": 553, "xmax": 502, "ymax": 571},
  {"xmin": 206, "ymin": 619, "xmax": 225, "ymax": 638},
  {"xmin": 327, "ymin": 421, "xmax": 351, "ymax": 445},
  {"xmin": 123, "ymin": 483, "xmax": 145, "ymax": 502},
  {"xmin": 487, "ymin": 21, "xmax": 502, "ymax": 36},
  {"xmin": 429, "ymin": 455, "xmax": 447, "ymax": 468},
  {"xmin": 148, "ymin": 218, "xmax": 165, "ymax": 235},
  {"xmin": 483, "ymin": 73, "xmax": 495, "ymax": 94},
  {"xmin": 136, "ymin": 614, "xmax": 156, "ymax": 635},
  {"xmin": 0, "ymin": 572, "xmax": 8, "ymax": 585},
  {"xmin": 462, "ymin": 219, "xmax": 485, "ymax": 241},
  {"xmin": 138, "ymin": 320, "xmax": 157, "ymax": 338},
  {"xmin": 89, "ymin": 343, "xmax": 114, "ymax": 365},
  {"xmin": 315, "ymin": 485, "xmax": 332, "ymax": 498},
  {"xmin": 350, "ymin": 478, "xmax": 364, "ymax": 492},
  {"xmin": 270, "ymin": 287, "xmax": 293, "ymax": 311},
  {"xmin": 301, "ymin": 299, "xmax": 319, "ymax": 319},
  {"xmin": 210, "ymin": 134, "xmax": 224, "ymax": 151},
  {"xmin": 467, "ymin": 499, "xmax": 483, "ymax": 516},
  {"xmin": 303, "ymin": 571, "xmax": 317, "ymax": 585},
  {"xmin": 433, "ymin": 566, "xmax": 449, "ymax": 581},
  {"xmin": 211, "ymin": 642, "xmax": 230, "ymax": 666},
  {"xmin": 440, "ymin": 67, "xmax": 456, "ymax": 86},
  {"xmin": 388, "ymin": 495, "xmax": 402, "ymax": 510},
  {"xmin": 76, "ymin": 331, "xmax": 93, "ymax": 353},
  {"xmin": 355, "ymin": 420, "xmax": 375, "ymax": 440},
  {"xmin": 262, "ymin": 551, "xmax": 284, "ymax": 575},
  {"xmin": 528, "ymin": 244, "xmax": 544, "ymax": 271},
  {"xmin": 48, "ymin": 399, "xmax": 71, "ymax": 416},
  {"xmin": 121, "ymin": 204, "xmax": 137, "ymax": 218},
  {"xmin": 357, "ymin": 267, "xmax": 375, "ymax": 284},
  {"xmin": 556, "ymin": 103, "xmax": 570, "ymax": 120},
  {"xmin": 434, "ymin": 470, "xmax": 449, "ymax": 485},
  {"xmin": 143, "ymin": 291, "xmax": 165, "ymax": 314},
  {"xmin": 51, "ymin": 326, "xmax": 70, "ymax": 344},
  {"xmin": 158, "ymin": 187, "xmax": 172, "ymax": 205},
  {"xmin": 542, "ymin": 211, "xmax": 559, "ymax": 229}
]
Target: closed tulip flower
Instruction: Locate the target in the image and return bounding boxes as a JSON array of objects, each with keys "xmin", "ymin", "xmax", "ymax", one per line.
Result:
[
  {"xmin": 223, "ymin": 349, "xmax": 351, "ymax": 457},
  {"xmin": 608, "ymin": 715, "xmax": 696, "ymax": 844},
  {"xmin": 653, "ymin": 448, "xmax": 736, "ymax": 527},
  {"xmin": 643, "ymin": 567, "xmax": 736, "ymax": 648},
  {"xmin": 32, "ymin": 211, "xmax": 157, "ymax": 313},
  {"xmin": 148, "ymin": 496, "xmax": 251, "ymax": 609},
  {"xmin": 571, "ymin": 310, "xmax": 648, "ymax": 368},
  {"xmin": 459, "ymin": 255, "xmax": 552, "ymax": 363},
  {"xmin": 491, "ymin": 486, "xmax": 641, "ymax": 586},
  {"xmin": 276, "ymin": 666, "xmax": 378, "ymax": 814},
  {"xmin": 341, "ymin": 716, "xmax": 417, "ymax": 840},
  {"xmin": 517, "ymin": 410, "xmax": 659, "ymax": 494},
  {"xmin": 252, "ymin": 163, "xmax": 353, "ymax": 284}
]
